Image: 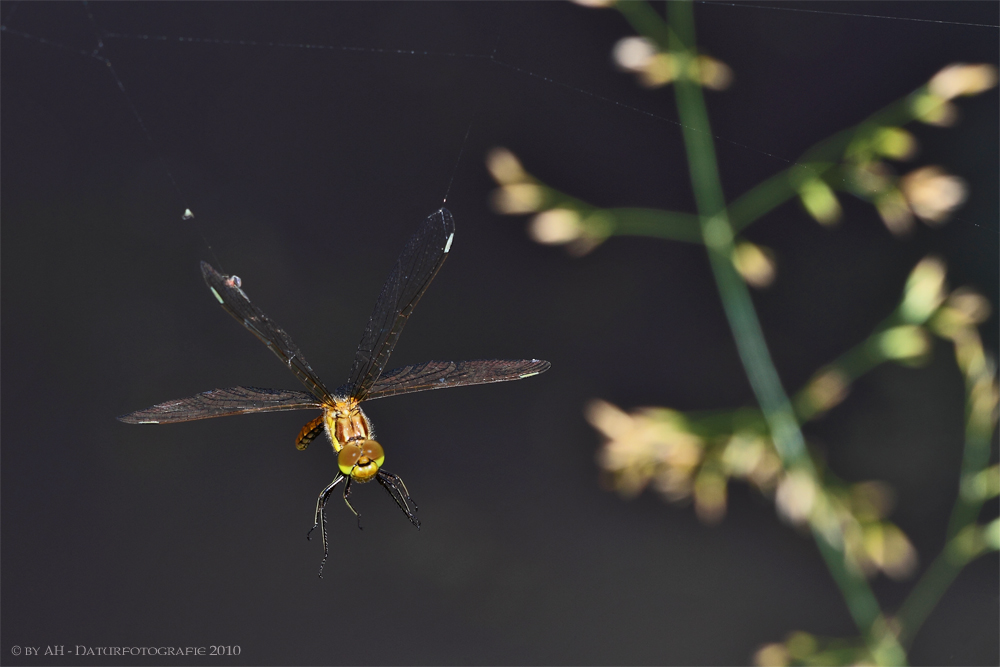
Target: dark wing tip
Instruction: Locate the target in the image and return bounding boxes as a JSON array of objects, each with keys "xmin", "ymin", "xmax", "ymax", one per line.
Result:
[
  {"xmin": 433, "ymin": 207, "xmax": 455, "ymax": 236},
  {"xmin": 200, "ymin": 261, "xmax": 218, "ymax": 280},
  {"xmin": 524, "ymin": 359, "xmax": 551, "ymax": 376},
  {"xmin": 117, "ymin": 412, "xmax": 152, "ymax": 424}
]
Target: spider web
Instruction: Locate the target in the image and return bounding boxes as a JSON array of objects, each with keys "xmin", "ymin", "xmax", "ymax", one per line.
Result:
[
  {"xmin": 2, "ymin": 2, "xmax": 996, "ymax": 223},
  {"xmin": 2, "ymin": 0, "xmax": 996, "ymax": 377}
]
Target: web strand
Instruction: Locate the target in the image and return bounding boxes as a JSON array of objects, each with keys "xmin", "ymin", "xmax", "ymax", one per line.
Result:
[
  {"xmin": 698, "ymin": 1, "xmax": 1000, "ymax": 29},
  {"xmin": 78, "ymin": 25, "xmax": 806, "ymax": 173},
  {"xmin": 3, "ymin": 3, "xmax": 995, "ymax": 239}
]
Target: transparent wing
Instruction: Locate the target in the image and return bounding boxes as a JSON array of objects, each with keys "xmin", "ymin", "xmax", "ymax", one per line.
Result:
[
  {"xmin": 345, "ymin": 208, "xmax": 455, "ymax": 403},
  {"xmin": 202, "ymin": 262, "xmax": 334, "ymax": 404},
  {"xmin": 117, "ymin": 386, "xmax": 321, "ymax": 424},
  {"xmin": 346, "ymin": 359, "xmax": 551, "ymax": 401}
]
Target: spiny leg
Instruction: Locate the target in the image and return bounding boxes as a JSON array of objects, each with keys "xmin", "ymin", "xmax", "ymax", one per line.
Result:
[
  {"xmin": 343, "ymin": 477, "xmax": 363, "ymax": 530},
  {"xmin": 309, "ymin": 474, "xmax": 345, "ymax": 538},
  {"xmin": 376, "ymin": 470, "xmax": 420, "ymax": 529},
  {"xmin": 307, "ymin": 474, "xmax": 344, "ymax": 578},
  {"xmin": 392, "ymin": 472, "xmax": 418, "ymax": 514}
]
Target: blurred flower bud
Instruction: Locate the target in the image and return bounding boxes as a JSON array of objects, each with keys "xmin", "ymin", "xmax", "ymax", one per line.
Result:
[
  {"xmin": 527, "ymin": 210, "xmax": 612, "ymax": 256},
  {"xmin": 721, "ymin": 433, "xmax": 782, "ymax": 493},
  {"xmin": 776, "ymin": 469, "xmax": 818, "ymax": 526},
  {"xmin": 900, "ymin": 256, "xmax": 947, "ymax": 324},
  {"xmin": 850, "ymin": 160, "xmax": 893, "ymax": 195},
  {"xmin": 960, "ymin": 464, "xmax": 1000, "ymax": 503},
  {"xmin": 968, "ymin": 371, "xmax": 999, "ymax": 432},
  {"xmin": 864, "ymin": 522, "xmax": 918, "ymax": 580},
  {"xmin": 732, "ymin": 242, "xmax": 776, "ymax": 288},
  {"xmin": 899, "ymin": 166, "xmax": 967, "ymax": 224},
  {"xmin": 694, "ymin": 469, "xmax": 727, "ymax": 523},
  {"xmin": 951, "ymin": 524, "xmax": 989, "ymax": 563},
  {"xmin": 931, "ymin": 287, "xmax": 992, "ymax": 338},
  {"xmin": 693, "ymin": 55, "xmax": 733, "ymax": 90},
  {"xmin": 984, "ymin": 517, "xmax": 1000, "ymax": 552},
  {"xmin": 850, "ymin": 481, "xmax": 896, "ymax": 522},
  {"xmin": 587, "ymin": 399, "xmax": 631, "ymax": 438},
  {"xmin": 911, "ymin": 93, "xmax": 959, "ymax": 126},
  {"xmin": 722, "ymin": 433, "xmax": 765, "ymax": 477},
  {"xmin": 529, "ymin": 209, "xmax": 582, "ymax": 245},
  {"xmin": 613, "ymin": 36, "xmax": 657, "ymax": 71},
  {"xmin": 491, "ymin": 183, "xmax": 545, "ymax": 214},
  {"xmin": 951, "ymin": 328, "xmax": 991, "ymax": 380},
  {"xmin": 753, "ymin": 643, "xmax": 790, "ymax": 667},
  {"xmin": 874, "ymin": 189, "xmax": 915, "ymax": 235},
  {"xmin": 639, "ymin": 53, "xmax": 678, "ymax": 87},
  {"xmin": 589, "ymin": 400, "xmax": 705, "ymax": 501},
  {"xmin": 872, "ymin": 127, "xmax": 917, "ymax": 160},
  {"xmin": 567, "ymin": 236, "xmax": 604, "ymax": 258},
  {"xmin": 613, "ymin": 37, "xmax": 680, "ymax": 88},
  {"xmin": 798, "ymin": 367, "xmax": 850, "ymax": 419},
  {"xmin": 928, "ymin": 63, "xmax": 999, "ymax": 100},
  {"xmin": 873, "ymin": 325, "xmax": 931, "ymax": 364},
  {"xmin": 944, "ymin": 288, "xmax": 992, "ymax": 325},
  {"xmin": 785, "ymin": 632, "xmax": 818, "ymax": 662},
  {"xmin": 486, "ymin": 147, "xmax": 527, "ymax": 185},
  {"xmin": 748, "ymin": 450, "xmax": 783, "ymax": 494},
  {"xmin": 798, "ymin": 178, "xmax": 841, "ymax": 225}
]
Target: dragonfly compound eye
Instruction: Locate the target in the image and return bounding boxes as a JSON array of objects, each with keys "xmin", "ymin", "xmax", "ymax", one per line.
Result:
[
  {"xmin": 351, "ymin": 440, "xmax": 385, "ymax": 482},
  {"xmin": 337, "ymin": 444, "xmax": 362, "ymax": 475},
  {"xmin": 360, "ymin": 440, "xmax": 384, "ymax": 467},
  {"xmin": 338, "ymin": 440, "xmax": 385, "ymax": 482}
]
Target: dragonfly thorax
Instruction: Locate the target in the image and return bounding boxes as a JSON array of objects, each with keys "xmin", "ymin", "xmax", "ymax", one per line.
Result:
[{"xmin": 323, "ymin": 400, "xmax": 372, "ymax": 451}]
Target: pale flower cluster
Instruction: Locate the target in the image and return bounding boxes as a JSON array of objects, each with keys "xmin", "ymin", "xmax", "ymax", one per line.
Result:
[
  {"xmin": 589, "ymin": 404, "xmax": 922, "ymax": 582},
  {"xmin": 486, "ymin": 147, "xmax": 610, "ymax": 255},
  {"xmin": 800, "ymin": 63, "xmax": 995, "ymax": 235},
  {"xmin": 612, "ymin": 36, "xmax": 732, "ymax": 90}
]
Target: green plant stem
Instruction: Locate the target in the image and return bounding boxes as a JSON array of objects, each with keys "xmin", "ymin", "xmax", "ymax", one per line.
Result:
[
  {"xmin": 895, "ymin": 533, "xmax": 975, "ymax": 647},
  {"xmin": 664, "ymin": 0, "xmax": 812, "ymax": 473},
  {"xmin": 606, "ymin": 208, "xmax": 702, "ymax": 242},
  {"xmin": 536, "ymin": 179, "xmax": 704, "ymax": 243},
  {"xmin": 896, "ymin": 336, "xmax": 997, "ymax": 646},
  {"xmin": 662, "ymin": 2, "xmax": 906, "ymax": 663},
  {"xmin": 948, "ymin": 393, "xmax": 996, "ymax": 539},
  {"xmin": 791, "ymin": 311, "xmax": 905, "ymax": 421},
  {"xmin": 812, "ymin": 535, "xmax": 885, "ymax": 638}
]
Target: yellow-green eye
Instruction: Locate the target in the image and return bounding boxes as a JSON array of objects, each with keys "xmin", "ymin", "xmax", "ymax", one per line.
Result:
[
  {"xmin": 360, "ymin": 440, "xmax": 385, "ymax": 468},
  {"xmin": 345, "ymin": 440, "xmax": 385, "ymax": 482},
  {"xmin": 337, "ymin": 444, "xmax": 362, "ymax": 475},
  {"xmin": 338, "ymin": 440, "xmax": 385, "ymax": 481}
]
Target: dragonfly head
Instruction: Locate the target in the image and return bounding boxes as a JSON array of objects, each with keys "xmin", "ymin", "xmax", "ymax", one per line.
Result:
[{"xmin": 338, "ymin": 439, "xmax": 385, "ymax": 483}]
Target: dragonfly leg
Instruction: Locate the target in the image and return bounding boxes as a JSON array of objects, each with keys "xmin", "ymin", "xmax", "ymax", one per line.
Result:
[
  {"xmin": 307, "ymin": 474, "xmax": 344, "ymax": 578},
  {"xmin": 376, "ymin": 470, "xmax": 421, "ymax": 529},
  {"xmin": 343, "ymin": 478, "xmax": 363, "ymax": 530}
]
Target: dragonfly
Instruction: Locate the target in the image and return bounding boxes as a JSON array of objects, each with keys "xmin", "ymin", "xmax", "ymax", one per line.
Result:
[{"xmin": 118, "ymin": 208, "xmax": 549, "ymax": 576}]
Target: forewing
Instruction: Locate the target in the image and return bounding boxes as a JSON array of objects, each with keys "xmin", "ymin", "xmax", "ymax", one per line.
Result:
[
  {"xmin": 117, "ymin": 386, "xmax": 321, "ymax": 424},
  {"xmin": 345, "ymin": 208, "xmax": 455, "ymax": 402},
  {"xmin": 202, "ymin": 262, "xmax": 333, "ymax": 403},
  {"xmin": 351, "ymin": 359, "xmax": 551, "ymax": 401}
]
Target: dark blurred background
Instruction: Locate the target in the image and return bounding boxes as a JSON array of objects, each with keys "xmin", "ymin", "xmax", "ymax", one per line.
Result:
[{"xmin": 2, "ymin": 2, "xmax": 997, "ymax": 665}]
